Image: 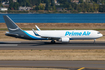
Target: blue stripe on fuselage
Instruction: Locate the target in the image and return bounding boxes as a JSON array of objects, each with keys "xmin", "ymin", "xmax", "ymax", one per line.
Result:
[{"xmin": 22, "ymin": 30, "xmax": 47, "ymax": 40}]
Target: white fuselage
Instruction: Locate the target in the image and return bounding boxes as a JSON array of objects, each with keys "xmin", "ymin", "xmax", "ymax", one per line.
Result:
[{"xmin": 25, "ymin": 30, "xmax": 103, "ymax": 40}]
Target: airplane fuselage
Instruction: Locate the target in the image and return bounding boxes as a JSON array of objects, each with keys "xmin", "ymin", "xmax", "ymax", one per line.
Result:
[{"xmin": 6, "ymin": 30, "xmax": 103, "ymax": 41}]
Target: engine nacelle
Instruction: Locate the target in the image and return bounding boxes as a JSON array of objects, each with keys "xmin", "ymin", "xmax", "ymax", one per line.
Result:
[{"xmin": 59, "ymin": 37, "xmax": 70, "ymax": 43}]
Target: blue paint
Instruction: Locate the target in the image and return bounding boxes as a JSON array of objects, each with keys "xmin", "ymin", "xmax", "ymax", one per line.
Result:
[
  {"xmin": 34, "ymin": 33, "xmax": 40, "ymax": 36},
  {"xmin": 22, "ymin": 30, "xmax": 47, "ymax": 40},
  {"xmin": 0, "ymin": 14, "xmax": 105, "ymax": 23},
  {"xmin": 65, "ymin": 31, "xmax": 91, "ymax": 36},
  {"xmin": 37, "ymin": 29, "xmax": 40, "ymax": 31}
]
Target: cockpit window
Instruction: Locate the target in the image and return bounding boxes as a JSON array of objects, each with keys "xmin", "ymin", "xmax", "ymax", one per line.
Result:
[{"xmin": 98, "ymin": 32, "xmax": 100, "ymax": 34}]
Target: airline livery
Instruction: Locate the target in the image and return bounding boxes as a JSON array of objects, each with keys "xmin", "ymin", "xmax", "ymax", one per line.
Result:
[{"xmin": 3, "ymin": 15, "xmax": 103, "ymax": 43}]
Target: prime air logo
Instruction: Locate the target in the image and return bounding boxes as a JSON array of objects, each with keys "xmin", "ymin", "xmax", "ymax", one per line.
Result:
[{"xmin": 65, "ymin": 31, "xmax": 91, "ymax": 36}]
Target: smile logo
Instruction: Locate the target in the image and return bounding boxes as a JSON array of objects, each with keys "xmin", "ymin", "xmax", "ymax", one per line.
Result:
[{"xmin": 9, "ymin": 27, "xmax": 19, "ymax": 31}]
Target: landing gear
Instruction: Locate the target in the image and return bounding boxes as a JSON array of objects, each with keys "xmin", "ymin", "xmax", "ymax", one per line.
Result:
[
  {"xmin": 51, "ymin": 40, "xmax": 55, "ymax": 44},
  {"xmin": 94, "ymin": 39, "xmax": 96, "ymax": 43}
]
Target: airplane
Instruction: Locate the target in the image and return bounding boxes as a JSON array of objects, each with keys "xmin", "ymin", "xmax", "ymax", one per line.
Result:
[{"xmin": 3, "ymin": 15, "xmax": 103, "ymax": 43}]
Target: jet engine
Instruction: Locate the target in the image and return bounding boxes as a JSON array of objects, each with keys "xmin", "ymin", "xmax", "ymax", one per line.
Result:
[{"xmin": 59, "ymin": 37, "xmax": 70, "ymax": 43}]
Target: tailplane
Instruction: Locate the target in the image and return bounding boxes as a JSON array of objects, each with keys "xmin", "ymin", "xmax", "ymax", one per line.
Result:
[{"xmin": 3, "ymin": 15, "xmax": 22, "ymax": 33}]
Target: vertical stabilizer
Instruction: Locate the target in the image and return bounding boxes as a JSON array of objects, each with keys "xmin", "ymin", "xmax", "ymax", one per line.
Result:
[{"xmin": 3, "ymin": 15, "xmax": 21, "ymax": 33}]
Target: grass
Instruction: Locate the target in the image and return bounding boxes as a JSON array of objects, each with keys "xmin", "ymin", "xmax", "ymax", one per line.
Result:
[
  {"xmin": 1, "ymin": 28, "xmax": 105, "ymax": 31},
  {"xmin": 0, "ymin": 28, "xmax": 8, "ymax": 31},
  {"xmin": 94, "ymin": 29, "xmax": 105, "ymax": 31},
  {"xmin": 1, "ymin": 23, "xmax": 105, "ymax": 30},
  {"xmin": 0, "ymin": 49, "xmax": 105, "ymax": 60},
  {"xmin": 0, "ymin": 67, "xmax": 68, "ymax": 70}
]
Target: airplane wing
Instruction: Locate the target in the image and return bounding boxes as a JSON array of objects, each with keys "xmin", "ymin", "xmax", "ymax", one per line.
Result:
[
  {"xmin": 33, "ymin": 25, "xmax": 70, "ymax": 43},
  {"xmin": 32, "ymin": 28, "xmax": 60, "ymax": 40}
]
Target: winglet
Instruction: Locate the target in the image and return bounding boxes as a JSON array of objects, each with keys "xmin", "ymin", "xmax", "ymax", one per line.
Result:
[
  {"xmin": 32, "ymin": 29, "xmax": 40, "ymax": 36},
  {"xmin": 35, "ymin": 25, "xmax": 41, "ymax": 31}
]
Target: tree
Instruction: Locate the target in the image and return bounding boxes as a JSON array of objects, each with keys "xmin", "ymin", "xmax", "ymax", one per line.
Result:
[
  {"xmin": 68, "ymin": 0, "xmax": 71, "ymax": 3},
  {"xmin": 45, "ymin": 0, "xmax": 50, "ymax": 10},
  {"xmin": 71, "ymin": 3, "xmax": 77, "ymax": 10},
  {"xmin": 9, "ymin": 0, "xmax": 13, "ymax": 3},
  {"xmin": 101, "ymin": 0, "xmax": 105, "ymax": 4},
  {"xmin": 58, "ymin": 0, "xmax": 66, "ymax": 4},
  {"xmin": 99, "ymin": 5, "xmax": 105, "ymax": 12},
  {"xmin": 38, "ymin": 0, "xmax": 41, "ymax": 5},
  {"xmin": 93, "ymin": 0, "xmax": 98, "ymax": 3},
  {"xmin": 9, "ymin": 0, "xmax": 14, "ymax": 10},
  {"xmin": 93, "ymin": 3, "xmax": 99, "ymax": 12},
  {"xmin": 13, "ymin": 2, "xmax": 19, "ymax": 10},
  {"xmin": 79, "ymin": 0, "xmax": 83, "ymax": 3},
  {"xmin": 51, "ymin": 0, "xmax": 55, "ymax": 6},
  {"xmin": 0, "ymin": 0, "xmax": 2, "ymax": 3},
  {"xmin": 35, "ymin": 3, "xmax": 45, "ymax": 10}
]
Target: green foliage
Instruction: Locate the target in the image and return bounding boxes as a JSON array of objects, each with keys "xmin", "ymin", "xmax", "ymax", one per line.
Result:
[
  {"xmin": 0, "ymin": 3, "xmax": 2, "ymax": 7},
  {"xmin": 99, "ymin": 5, "xmax": 105, "ymax": 12},
  {"xmin": 51, "ymin": 0, "xmax": 55, "ymax": 6},
  {"xmin": 9, "ymin": 1, "xmax": 19, "ymax": 10},
  {"xmin": 17, "ymin": 0, "xmax": 31, "ymax": 6},
  {"xmin": 35, "ymin": 3, "xmax": 45, "ymax": 10},
  {"xmin": 93, "ymin": 0, "xmax": 98, "ymax": 3},
  {"xmin": 0, "ymin": 0, "xmax": 105, "ymax": 13},
  {"xmin": 13, "ymin": 2, "xmax": 19, "ymax": 10},
  {"xmin": 45, "ymin": 0, "xmax": 50, "ymax": 10},
  {"xmin": 79, "ymin": 0, "xmax": 83, "ymax": 3}
]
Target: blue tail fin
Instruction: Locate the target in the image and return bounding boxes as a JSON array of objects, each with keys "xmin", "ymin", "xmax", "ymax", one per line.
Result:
[{"xmin": 3, "ymin": 15, "xmax": 22, "ymax": 33}]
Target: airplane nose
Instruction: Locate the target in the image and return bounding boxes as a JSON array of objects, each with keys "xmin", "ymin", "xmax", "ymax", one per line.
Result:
[
  {"xmin": 98, "ymin": 33, "xmax": 103, "ymax": 38},
  {"xmin": 100, "ymin": 34, "xmax": 103, "ymax": 37}
]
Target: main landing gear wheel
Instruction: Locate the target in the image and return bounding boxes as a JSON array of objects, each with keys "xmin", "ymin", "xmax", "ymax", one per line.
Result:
[
  {"xmin": 51, "ymin": 40, "xmax": 55, "ymax": 44},
  {"xmin": 94, "ymin": 39, "xmax": 96, "ymax": 43}
]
